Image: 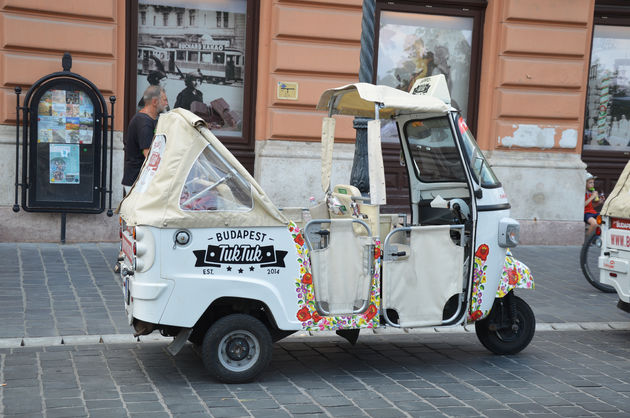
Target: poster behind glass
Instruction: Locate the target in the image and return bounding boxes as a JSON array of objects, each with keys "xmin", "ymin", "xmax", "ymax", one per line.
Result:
[
  {"xmin": 37, "ymin": 89, "xmax": 95, "ymax": 185},
  {"xmin": 377, "ymin": 11, "xmax": 472, "ymax": 142},
  {"xmin": 137, "ymin": 0, "xmax": 246, "ymax": 137},
  {"xmin": 584, "ymin": 25, "xmax": 630, "ymax": 151}
]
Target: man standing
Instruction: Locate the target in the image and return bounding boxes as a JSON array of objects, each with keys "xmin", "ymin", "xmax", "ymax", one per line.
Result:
[
  {"xmin": 115, "ymin": 85, "xmax": 168, "ymax": 273},
  {"xmin": 122, "ymin": 85, "xmax": 168, "ymax": 195}
]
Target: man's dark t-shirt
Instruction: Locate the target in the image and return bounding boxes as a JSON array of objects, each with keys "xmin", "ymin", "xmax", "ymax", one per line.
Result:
[{"xmin": 122, "ymin": 112, "xmax": 156, "ymax": 186}]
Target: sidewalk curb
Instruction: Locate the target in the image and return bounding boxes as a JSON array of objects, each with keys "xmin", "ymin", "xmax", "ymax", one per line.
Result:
[{"xmin": 1, "ymin": 321, "xmax": 628, "ymax": 349}]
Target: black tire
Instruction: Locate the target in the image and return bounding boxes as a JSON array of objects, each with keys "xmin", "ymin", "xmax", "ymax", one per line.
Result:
[
  {"xmin": 201, "ymin": 314, "xmax": 272, "ymax": 384},
  {"xmin": 580, "ymin": 233, "xmax": 616, "ymax": 293},
  {"xmin": 475, "ymin": 295, "xmax": 535, "ymax": 355}
]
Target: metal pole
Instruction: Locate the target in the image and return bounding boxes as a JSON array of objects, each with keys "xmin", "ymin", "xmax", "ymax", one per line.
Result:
[
  {"xmin": 13, "ymin": 87, "xmax": 22, "ymax": 213},
  {"xmin": 60, "ymin": 213, "xmax": 66, "ymax": 244},
  {"xmin": 107, "ymin": 96, "xmax": 116, "ymax": 217},
  {"xmin": 351, "ymin": 0, "xmax": 376, "ymax": 194}
]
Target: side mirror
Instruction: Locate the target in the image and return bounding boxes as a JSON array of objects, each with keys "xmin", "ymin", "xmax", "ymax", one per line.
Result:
[{"xmin": 474, "ymin": 187, "xmax": 483, "ymax": 199}]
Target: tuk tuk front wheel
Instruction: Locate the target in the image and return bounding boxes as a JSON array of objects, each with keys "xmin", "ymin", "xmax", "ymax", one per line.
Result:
[
  {"xmin": 474, "ymin": 294, "xmax": 535, "ymax": 355},
  {"xmin": 201, "ymin": 314, "xmax": 272, "ymax": 383}
]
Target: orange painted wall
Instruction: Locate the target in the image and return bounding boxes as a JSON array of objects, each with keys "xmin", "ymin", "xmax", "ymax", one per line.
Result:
[
  {"xmin": 0, "ymin": 0, "xmax": 126, "ymax": 130},
  {"xmin": 476, "ymin": 0, "xmax": 595, "ymax": 152},
  {"xmin": 255, "ymin": 0, "xmax": 363, "ymax": 143}
]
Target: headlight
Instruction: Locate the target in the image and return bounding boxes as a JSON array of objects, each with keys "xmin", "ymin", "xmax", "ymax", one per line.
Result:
[{"xmin": 499, "ymin": 218, "xmax": 520, "ymax": 248}]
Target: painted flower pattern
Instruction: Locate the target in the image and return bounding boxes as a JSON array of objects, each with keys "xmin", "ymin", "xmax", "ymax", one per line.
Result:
[
  {"xmin": 468, "ymin": 244, "xmax": 489, "ymax": 322},
  {"xmin": 289, "ymin": 221, "xmax": 381, "ymax": 331},
  {"xmin": 497, "ymin": 249, "xmax": 534, "ymax": 298}
]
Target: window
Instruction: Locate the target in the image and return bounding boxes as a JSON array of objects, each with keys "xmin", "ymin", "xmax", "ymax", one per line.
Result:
[
  {"xmin": 213, "ymin": 52, "xmax": 225, "ymax": 64},
  {"xmin": 128, "ymin": 0, "xmax": 257, "ymax": 172},
  {"xmin": 584, "ymin": 24, "xmax": 630, "ymax": 150},
  {"xmin": 404, "ymin": 117, "xmax": 467, "ymax": 183},
  {"xmin": 187, "ymin": 51, "xmax": 199, "ymax": 62},
  {"xmin": 163, "ymin": 12, "xmax": 168, "ymax": 26},
  {"xmin": 179, "ymin": 145, "xmax": 253, "ymax": 212},
  {"xmin": 140, "ymin": 11, "xmax": 146, "ymax": 25}
]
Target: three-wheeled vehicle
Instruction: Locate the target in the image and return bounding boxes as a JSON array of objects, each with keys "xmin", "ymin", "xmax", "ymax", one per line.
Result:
[
  {"xmin": 597, "ymin": 160, "xmax": 630, "ymax": 312},
  {"xmin": 118, "ymin": 75, "xmax": 535, "ymax": 383}
]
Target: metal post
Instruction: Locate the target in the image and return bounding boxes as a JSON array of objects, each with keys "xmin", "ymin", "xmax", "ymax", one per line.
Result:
[
  {"xmin": 13, "ymin": 87, "xmax": 22, "ymax": 213},
  {"xmin": 106, "ymin": 96, "xmax": 116, "ymax": 217},
  {"xmin": 351, "ymin": 0, "xmax": 376, "ymax": 194},
  {"xmin": 60, "ymin": 213, "xmax": 66, "ymax": 244}
]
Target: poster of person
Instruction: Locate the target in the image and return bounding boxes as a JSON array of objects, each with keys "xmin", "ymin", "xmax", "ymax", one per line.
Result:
[
  {"xmin": 136, "ymin": 0, "xmax": 246, "ymax": 137},
  {"xmin": 377, "ymin": 11, "xmax": 473, "ymax": 119},
  {"xmin": 49, "ymin": 144, "xmax": 80, "ymax": 184},
  {"xmin": 584, "ymin": 25, "xmax": 630, "ymax": 151}
]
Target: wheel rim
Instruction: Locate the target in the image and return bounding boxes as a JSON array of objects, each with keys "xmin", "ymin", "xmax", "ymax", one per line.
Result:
[
  {"xmin": 584, "ymin": 236, "xmax": 616, "ymax": 292},
  {"xmin": 218, "ymin": 330, "xmax": 260, "ymax": 372}
]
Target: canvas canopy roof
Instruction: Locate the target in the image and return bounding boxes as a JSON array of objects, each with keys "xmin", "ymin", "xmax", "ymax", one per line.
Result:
[
  {"xmin": 118, "ymin": 109, "xmax": 288, "ymax": 228},
  {"xmin": 316, "ymin": 81, "xmax": 450, "ymax": 118},
  {"xmin": 601, "ymin": 159, "xmax": 630, "ymax": 219}
]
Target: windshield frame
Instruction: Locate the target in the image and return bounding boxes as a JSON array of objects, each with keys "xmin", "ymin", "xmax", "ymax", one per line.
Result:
[{"xmin": 453, "ymin": 112, "xmax": 502, "ymax": 189}]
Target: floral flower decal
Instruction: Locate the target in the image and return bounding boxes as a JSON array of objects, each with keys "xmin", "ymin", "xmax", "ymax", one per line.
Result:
[
  {"xmin": 497, "ymin": 249, "xmax": 534, "ymax": 298},
  {"xmin": 475, "ymin": 244, "xmax": 489, "ymax": 261},
  {"xmin": 468, "ymin": 244, "xmax": 489, "ymax": 322},
  {"xmin": 289, "ymin": 221, "xmax": 381, "ymax": 331}
]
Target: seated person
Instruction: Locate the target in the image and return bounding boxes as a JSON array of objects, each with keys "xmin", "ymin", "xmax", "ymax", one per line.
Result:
[{"xmin": 584, "ymin": 173, "xmax": 604, "ymax": 236}]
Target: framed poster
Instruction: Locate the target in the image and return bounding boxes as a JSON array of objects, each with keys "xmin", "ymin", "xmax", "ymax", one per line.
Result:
[
  {"xmin": 377, "ymin": 10, "xmax": 473, "ymax": 118},
  {"xmin": 135, "ymin": 0, "xmax": 247, "ymax": 137},
  {"xmin": 584, "ymin": 25, "xmax": 630, "ymax": 151}
]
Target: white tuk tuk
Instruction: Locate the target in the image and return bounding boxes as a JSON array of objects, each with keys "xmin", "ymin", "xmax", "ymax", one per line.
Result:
[
  {"xmin": 118, "ymin": 75, "xmax": 535, "ymax": 383},
  {"xmin": 597, "ymin": 160, "xmax": 630, "ymax": 312}
]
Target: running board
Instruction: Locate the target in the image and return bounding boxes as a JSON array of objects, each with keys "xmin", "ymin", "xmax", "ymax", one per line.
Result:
[{"xmin": 167, "ymin": 328, "xmax": 193, "ymax": 356}]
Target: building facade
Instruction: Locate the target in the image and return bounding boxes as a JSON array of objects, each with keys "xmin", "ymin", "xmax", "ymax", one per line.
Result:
[{"xmin": 0, "ymin": 0, "xmax": 627, "ymax": 243}]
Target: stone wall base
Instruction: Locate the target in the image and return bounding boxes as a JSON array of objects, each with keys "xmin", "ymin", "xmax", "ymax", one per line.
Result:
[{"xmin": 518, "ymin": 219, "xmax": 584, "ymax": 245}]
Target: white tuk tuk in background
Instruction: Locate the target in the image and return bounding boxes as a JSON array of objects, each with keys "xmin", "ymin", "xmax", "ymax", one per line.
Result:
[
  {"xmin": 598, "ymin": 160, "xmax": 630, "ymax": 312},
  {"xmin": 117, "ymin": 75, "xmax": 535, "ymax": 383}
]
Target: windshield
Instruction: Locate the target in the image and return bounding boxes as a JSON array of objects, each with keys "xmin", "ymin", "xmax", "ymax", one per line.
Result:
[
  {"xmin": 456, "ymin": 115, "xmax": 501, "ymax": 188},
  {"xmin": 404, "ymin": 116, "xmax": 468, "ymax": 183}
]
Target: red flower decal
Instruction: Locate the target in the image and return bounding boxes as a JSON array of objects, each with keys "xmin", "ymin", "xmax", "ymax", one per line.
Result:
[
  {"xmin": 507, "ymin": 269, "xmax": 518, "ymax": 286},
  {"xmin": 289, "ymin": 226, "xmax": 294, "ymax": 232},
  {"xmin": 294, "ymin": 234, "xmax": 305, "ymax": 246},
  {"xmin": 374, "ymin": 247, "xmax": 381, "ymax": 259},
  {"xmin": 475, "ymin": 244, "xmax": 489, "ymax": 261},
  {"xmin": 297, "ymin": 307, "xmax": 311, "ymax": 322},
  {"xmin": 470, "ymin": 310, "xmax": 483, "ymax": 321},
  {"xmin": 311, "ymin": 312, "xmax": 322, "ymax": 323},
  {"xmin": 301, "ymin": 272, "xmax": 313, "ymax": 285},
  {"xmin": 364, "ymin": 304, "xmax": 378, "ymax": 321}
]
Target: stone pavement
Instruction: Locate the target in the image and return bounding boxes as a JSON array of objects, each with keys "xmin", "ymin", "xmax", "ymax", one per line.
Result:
[
  {"xmin": 0, "ymin": 243, "xmax": 628, "ymax": 342},
  {"xmin": 1, "ymin": 243, "xmax": 630, "ymax": 417}
]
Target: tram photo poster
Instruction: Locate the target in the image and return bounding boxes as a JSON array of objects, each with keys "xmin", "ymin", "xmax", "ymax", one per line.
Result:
[{"xmin": 137, "ymin": 0, "xmax": 246, "ymax": 136}]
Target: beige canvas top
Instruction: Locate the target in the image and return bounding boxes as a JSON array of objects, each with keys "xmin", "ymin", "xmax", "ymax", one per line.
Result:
[
  {"xmin": 601, "ymin": 159, "xmax": 630, "ymax": 219},
  {"xmin": 118, "ymin": 109, "xmax": 288, "ymax": 228},
  {"xmin": 316, "ymin": 82, "xmax": 450, "ymax": 118}
]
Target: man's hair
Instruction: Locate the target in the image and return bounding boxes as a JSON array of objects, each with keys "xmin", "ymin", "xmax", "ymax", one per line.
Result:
[{"xmin": 143, "ymin": 85, "xmax": 164, "ymax": 103}]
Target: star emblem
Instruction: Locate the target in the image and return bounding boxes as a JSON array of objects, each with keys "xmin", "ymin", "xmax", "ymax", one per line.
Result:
[
  {"xmin": 238, "ymin": 268, "xmax": 244, "ymax": 274},
  {"xmin": 249, "ymin": 266, "xmax": 255, "ymax": 272},
  {"xmin": 226, "ymin": 266, "xmax": 232, "ymax": 272}
]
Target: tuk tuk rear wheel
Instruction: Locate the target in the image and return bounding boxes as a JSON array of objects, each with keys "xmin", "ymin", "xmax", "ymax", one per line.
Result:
[
  {"xmin": 201, "ymin": 314, "xmax": 272, "ymax": 383},
  {"xmin": 475, "ymin": 295, "xmax": 535, "ymax": 355}
]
